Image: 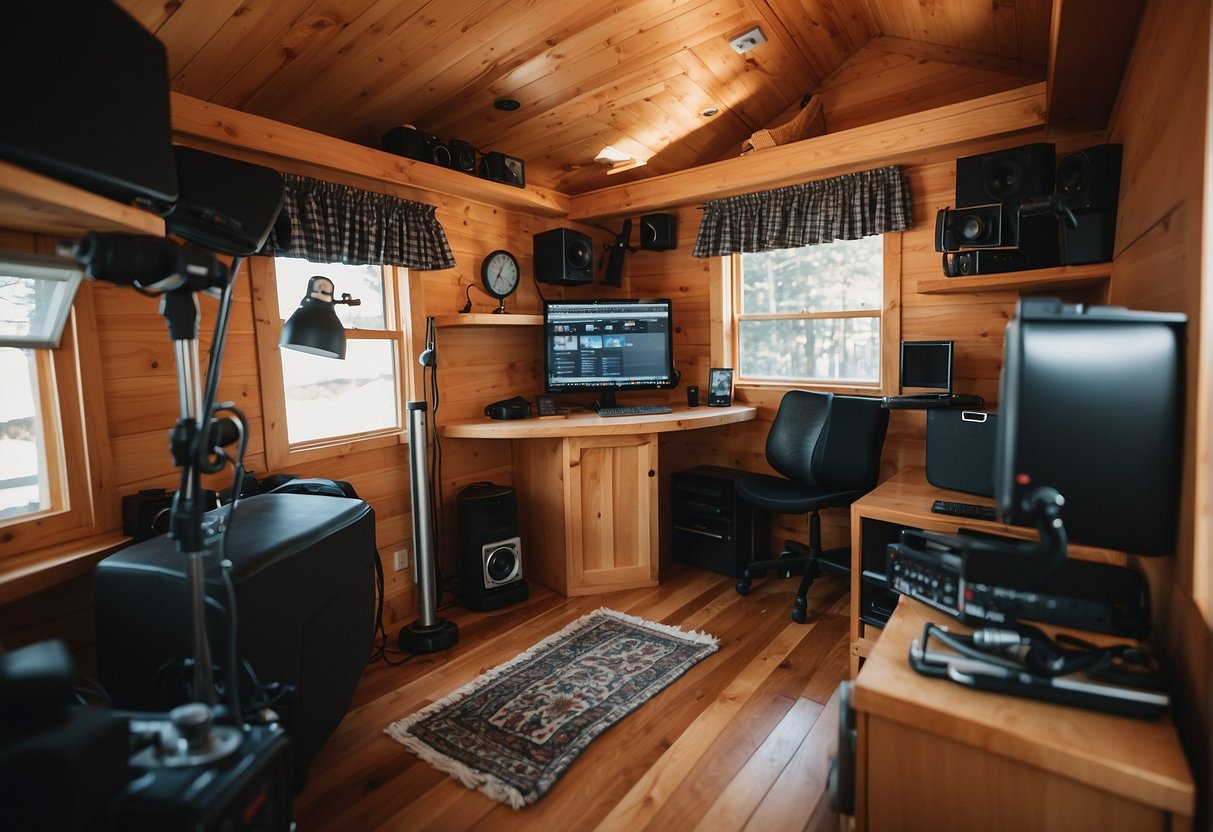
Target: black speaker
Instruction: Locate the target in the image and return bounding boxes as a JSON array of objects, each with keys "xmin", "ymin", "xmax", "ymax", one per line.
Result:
[
  {"xmin": 457, "ymin": 483, "xmax": 528, "ymax": 611},
  {"xmin": 941, "ymin": 214, "xmax": 1060, "ymax": 275},
  {"xmin": 934, "ymin": 204, "xmax": 1004, "ymax": 250},
  {"xmin": 382, "ymin": 126, "xmax": 439, "ymax": 162},
  {"xmin": 448, "ymin": 140, "xmax": 478, "ymax": 174},
  {"xmin": 1057, "ymin": 143, "xmax": 1122, "ymax": 265},
  {"xmin": 640, "ymin": 213, "xmax": 678, "ymax": 251},
  {"xmin": 479, "ymin": 151, "xmax": 525, "ymax": 188},
  {"xmin": 956, "ymin": 143, "xmax": 1055, "ymax": 248},
  {"xmin": 161, "ymin": 147, "xmax": 285, "ymax": 256},
  {"xmin": 0, "ymin": 1, "xmax": 179, "ymax": 205},
  {"xmin": 926, "ymin": 410, "xmax": 999, "ymax": 497},
  {"xmin": 533, "ymin": 227, "xmax": 594, "ymax": 285}
]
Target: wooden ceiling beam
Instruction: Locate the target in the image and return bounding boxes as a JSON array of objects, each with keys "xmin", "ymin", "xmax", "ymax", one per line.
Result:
[
  {"xmin": 566, "ymin": 82, "xmax": 1047, "ymax": 221},
  {"xmin": 1046, "ymin": 0, "xmax": 1146, "ymax": 136}
]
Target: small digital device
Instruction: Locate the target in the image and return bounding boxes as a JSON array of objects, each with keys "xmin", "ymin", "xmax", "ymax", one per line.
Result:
[
  {"xmin": 536, "ymin": 394, "xmax": 557, "ymax": 416},
  {"xmin": 542, "ymin": 298, "xmax": 675, "ymax": 409},
  {"xmin": 900, "ymin": 340, "xmax": 953, "ymax": 394},
  {"xmin": 708, "ymin": 368, "xmax": 733, "ymax": 406}
]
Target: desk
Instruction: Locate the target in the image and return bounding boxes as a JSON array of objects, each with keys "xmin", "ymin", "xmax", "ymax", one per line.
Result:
[
  {"xmin": 848, "ymin": 469, "xmax": 1126, "ymax": 674},
  {"xmin": 850, "ymin": 597, "xmax": 1194, "ymax": 831},
  {"xmin": 440, "ymin": 404, "xmax": 757, "ymax": 595}
]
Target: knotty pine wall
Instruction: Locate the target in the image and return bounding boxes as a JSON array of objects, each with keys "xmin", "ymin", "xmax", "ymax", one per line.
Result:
[{"xmin": 4, "ymin": 30, "xmax": 1208, "ymax": 803}]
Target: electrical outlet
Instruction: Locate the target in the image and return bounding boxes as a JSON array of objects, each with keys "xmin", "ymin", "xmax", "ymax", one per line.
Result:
[{"xmin": 393, "ymin": 548, "xmax": 409, "ymax": 572}]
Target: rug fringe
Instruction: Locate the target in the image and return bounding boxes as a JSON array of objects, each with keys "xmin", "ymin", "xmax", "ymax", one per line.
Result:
[{"xmin": 592, "ymin": 607, "xmax": 721, "ymax": 650}]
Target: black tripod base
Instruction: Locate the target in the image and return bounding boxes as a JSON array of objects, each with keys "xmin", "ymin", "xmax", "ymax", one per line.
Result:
[{"xmin": 399, "ymin": 618, "xmax": 459, "ymax": 654}]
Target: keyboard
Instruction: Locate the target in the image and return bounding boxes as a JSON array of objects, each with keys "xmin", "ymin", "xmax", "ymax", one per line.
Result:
[
  {"xmin": 596, "ymin": 404, "xmax": 673, "ymax": 417},
  {"xmin": 931, "ymin": 499, "xmax": 998, "ymax": 522},
  {"xmin": 882, "ymin": 393, "xmax": 985, "ymax": 410}
]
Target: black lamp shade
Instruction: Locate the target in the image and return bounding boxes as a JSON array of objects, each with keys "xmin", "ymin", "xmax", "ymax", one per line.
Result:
[{"xmin": 279, "ymin": 276, "xmax": 347, "ymax": 359}]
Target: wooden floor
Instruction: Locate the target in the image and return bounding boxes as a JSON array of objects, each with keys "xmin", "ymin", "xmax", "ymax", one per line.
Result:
[{"xmin": 293, "ymin": 563, "xmax": 850, "ymax": 831}]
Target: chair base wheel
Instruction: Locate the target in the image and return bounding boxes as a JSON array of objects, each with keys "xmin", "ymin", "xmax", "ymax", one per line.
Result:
[
  {"xmin": 790, "ymin": 607, "xmax": 807, "ymax": 624},
  {"xmin": 735, "ymin": 580, "xmax": 751, "ymax": 596}
]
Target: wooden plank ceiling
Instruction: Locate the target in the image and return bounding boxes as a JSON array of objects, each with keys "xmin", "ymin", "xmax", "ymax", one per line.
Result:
[{"xmin": 116, "ymin": 0, "xmax": 1052, "ymax": 195}]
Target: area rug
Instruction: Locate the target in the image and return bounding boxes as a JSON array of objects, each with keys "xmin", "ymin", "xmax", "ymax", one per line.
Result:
[{"xmin": 385, "ymin": 607, "xmax": 719, "ymax": 808}]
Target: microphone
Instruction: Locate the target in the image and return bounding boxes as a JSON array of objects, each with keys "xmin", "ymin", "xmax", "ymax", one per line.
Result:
[{"xmin": 70, "ymin": 232, "xmax": 230, "ymax": 293}]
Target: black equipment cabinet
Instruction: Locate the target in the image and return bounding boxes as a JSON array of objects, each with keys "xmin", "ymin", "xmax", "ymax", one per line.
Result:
[{"xmin": 670, "ymin": 466, "xmax": 768, "ymax": 577}]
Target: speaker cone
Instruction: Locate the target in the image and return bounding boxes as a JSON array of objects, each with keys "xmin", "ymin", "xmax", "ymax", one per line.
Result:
[{"xmin": 567, "ymin": 237, "xmax": 592, "ymax": 270}]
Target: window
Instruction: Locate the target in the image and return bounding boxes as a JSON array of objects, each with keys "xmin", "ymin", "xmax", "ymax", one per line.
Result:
[
  {"xmin": 0, "ymin": 238, "xmax": 113, "ymax": 557},
  {"xmin": 732, "ymin": 236, "xmax": 891, "ymax": 388},
  {"xmin": 252, "ymin": 257, "xmax": 408, "ymax": 469}
]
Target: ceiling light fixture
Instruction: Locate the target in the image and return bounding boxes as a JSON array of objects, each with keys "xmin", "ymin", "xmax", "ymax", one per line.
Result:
[
  {"xmin": 728, "ymin": 27, "xmax": 766, "ymax": 54},
  {"xmin": 493, "ymin": 98, "xmax": 521, "ymax": 111}
]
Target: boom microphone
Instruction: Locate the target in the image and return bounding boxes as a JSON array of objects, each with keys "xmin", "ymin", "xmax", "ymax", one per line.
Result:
[{"xmin": 70, "ymin": 232, "xmax": 229, "ymax": 293}]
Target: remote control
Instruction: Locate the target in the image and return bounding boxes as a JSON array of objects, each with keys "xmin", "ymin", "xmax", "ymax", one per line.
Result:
[{"xmin": 931, "ymin": 499, "xmax": 997, "ymax": 522}]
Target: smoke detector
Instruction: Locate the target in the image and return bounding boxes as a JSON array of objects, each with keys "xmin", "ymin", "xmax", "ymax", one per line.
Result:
[{"xmin": 729, "ymin": 27, "xmax": 766, "ymax": 54}]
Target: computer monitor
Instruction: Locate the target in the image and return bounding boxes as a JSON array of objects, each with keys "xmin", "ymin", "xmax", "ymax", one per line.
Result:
[
  {"xmin": 543, "ymin": 298, "xmax": 675, "ymax": 408},
  {"xmin": 900, "ymin": 340, "xmax": 953, "ymax": 394},
  {"xmin": 995, "ymin": 298, "xmax": 1186, "ymax": 556}
]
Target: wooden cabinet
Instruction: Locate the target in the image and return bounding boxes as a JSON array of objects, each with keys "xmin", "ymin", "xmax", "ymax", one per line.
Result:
[
  {"xmin": 850, "ymin": 598, "xmax": 1194, "ymax": 831},
  {"xmin": 514, "ymin": 432, "xmax": 658, "ymax": 596}
]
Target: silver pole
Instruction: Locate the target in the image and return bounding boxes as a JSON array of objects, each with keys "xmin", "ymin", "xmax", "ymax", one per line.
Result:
[{"xmin": 407, "ymin": 401, "xmax": 437, "ymax": 627}]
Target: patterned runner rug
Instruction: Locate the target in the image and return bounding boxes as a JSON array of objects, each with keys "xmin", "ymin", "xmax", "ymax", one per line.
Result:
[{"xmin": 385, "ymin": 608, "xmax": 719, "ymax": 808}]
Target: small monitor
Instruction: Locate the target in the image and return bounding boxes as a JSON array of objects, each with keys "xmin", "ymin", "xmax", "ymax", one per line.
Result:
[
  {"xmin": 543, "ymin": 298, "xmax": 675, "ymax": 408},
  {"xmin": 900, "ymin": 340, "xmax": 953, "ymax": 394},
  {"xmin": 995, "ymin": 298, "xmax": 1185, "ymax": 556}
]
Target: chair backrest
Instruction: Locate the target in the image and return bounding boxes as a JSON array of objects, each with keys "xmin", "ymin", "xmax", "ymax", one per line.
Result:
[
  {"xmin": 815, "ymin": 395, "xmax": 890, "ymax": 493},
  {"xmin": 765, "ymin": 391, "xmax": 889, "ymax": 494},
  {"xmin": 765, "ymin": 390, "xmax": 833, "ymax": 487}
]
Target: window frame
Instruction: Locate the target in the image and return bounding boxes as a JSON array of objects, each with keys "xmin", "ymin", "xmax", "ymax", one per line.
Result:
[
  {"xmin": 250, "ymin": 257, "xmax": 411, "ymax": 471},
  {"xmin": 0, "ymin": 233, "xmax": 118, "ymax": 562},
  {"xmin": 715, "ymin": 233, "xmax": 901, "ymax": 397}
]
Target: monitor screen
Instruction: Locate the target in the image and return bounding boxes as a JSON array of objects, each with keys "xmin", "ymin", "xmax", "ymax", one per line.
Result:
[
  {"xmin": 543, "ymin": 298, "xmax": 675, "ymax": 406},
  {"xmin": 994, "ymin": 298, "xmax": 1185, "ymax": 556},
  {"xmin": 901, "ymin": 340, "xmax": 953, "ymax": 393}
]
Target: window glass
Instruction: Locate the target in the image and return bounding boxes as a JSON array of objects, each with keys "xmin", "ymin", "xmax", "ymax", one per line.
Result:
[
  {"xmin": 736, "ymin": 236, "xmax": 883, "ymax": 385},
  {"xmin": 258, "ymin": 256, "xmax": 405, "ymax": 460},
  {"xmin": 0, "ymin": 348, "xmax": 52, "ymax": 522},
  {"xmin": 281, "ymin": 339, "xmax": 399, "ymax": 444}
]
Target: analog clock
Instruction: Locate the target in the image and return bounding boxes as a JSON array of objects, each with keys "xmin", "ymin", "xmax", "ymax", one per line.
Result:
[{"xmin": 480, "ymin": 249, "xmax": 520, "ymax": 313}]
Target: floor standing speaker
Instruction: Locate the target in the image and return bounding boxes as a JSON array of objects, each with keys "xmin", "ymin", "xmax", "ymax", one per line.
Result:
[
  {"xmin": 1056, "ymin": 143, "xmax": 1122, "ymax": 264},
  {"xmin": 671, "ymin": 466, "xmax": 768, "ymax": 577},
  {"xmin": 533, "ymin": 227, "xmax": 593, "ymax": 285},
  {"xmin": 457, "ymin": 482, "xmax": 528, "ymax": 611},
  {"xmin": 955, "ymin": 142, "xmax": 1055, "ymax": 247}
]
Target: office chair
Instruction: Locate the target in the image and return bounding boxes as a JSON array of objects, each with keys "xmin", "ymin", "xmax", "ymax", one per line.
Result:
[{"xmin": 734, "ymin": 391, "xmax": 889, "ymax": 623}]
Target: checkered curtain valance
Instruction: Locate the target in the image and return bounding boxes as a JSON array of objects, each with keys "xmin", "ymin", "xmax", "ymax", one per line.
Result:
[
  {"xmin": 692, "ymin": 165, "xmax": 912, "ymax": 257},
  {"xmin": 262, "ymin": 173, "xmax": 456, "ymax": 269}
]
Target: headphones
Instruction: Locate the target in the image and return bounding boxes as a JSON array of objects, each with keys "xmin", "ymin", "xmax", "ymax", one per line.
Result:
[{"xmin": 418, "ymin": 316, "xmax": 436, "ymax": 367}]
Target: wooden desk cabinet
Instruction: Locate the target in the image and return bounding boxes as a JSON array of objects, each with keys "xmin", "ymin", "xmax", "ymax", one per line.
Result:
[
  {"xmin": 850, "ymin": 598, "xmax": 1194, "ymax": 831},
  {"xmin": 441, "ymin": 405, "xmax": 756, "ymax": 596}
]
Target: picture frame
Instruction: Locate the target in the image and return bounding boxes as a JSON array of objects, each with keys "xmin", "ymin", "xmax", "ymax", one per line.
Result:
[{"xmin": 708, "ymin": 368, "xmax": 733, "ymax": 407}]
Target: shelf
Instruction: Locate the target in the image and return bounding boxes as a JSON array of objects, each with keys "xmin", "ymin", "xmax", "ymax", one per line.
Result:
[
  {"xmin": 917, "ymin": 262, "xmax": 1111, "ymax": 295},
  {"xmin": 0, "ymin": 160, "xmax": 165, "ymax": 238},
  {"xmin": 433, "ymin": 313, "xmax": 543, "ymax": 327}
]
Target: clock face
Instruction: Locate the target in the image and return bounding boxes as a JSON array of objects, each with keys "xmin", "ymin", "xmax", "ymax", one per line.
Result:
[{"xmin": 481, "ymin": 250, "xmax": 520, "ymax": 298}]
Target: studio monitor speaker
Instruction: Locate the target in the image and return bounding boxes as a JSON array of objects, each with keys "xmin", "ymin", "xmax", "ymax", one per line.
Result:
[
  {"xmin": 161, "ymin": 147, "xmax": 285, "ymax": 257},
  {"xmin": 1056, "ymin": 143, "xmax": 1122, "ymax": 265},
  {"xmin": 457, "ymin": 483, "xmax": 528, "ymax": 611},
  {"xmin": 640, "ymin": 213, "xmax": 678, "ymax": 251},
  {"xmin": 955, "ymin": 143, "xmax": 1055, "ymax": 248},
  {"xmin": 533, "ymin": 227, "xmax": 594, "ymax": 285}
]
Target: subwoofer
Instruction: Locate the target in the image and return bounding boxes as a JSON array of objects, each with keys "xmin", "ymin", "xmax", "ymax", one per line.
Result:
[
  {"xmin": 955, "ymin": 142, "xmax": 1055, "ymax": 247},
  {"xmin": 533, "ymin": 227, "xmax": 594, "ymax": 285},
  {"xmin": 640, "ymin": 213, "xmax": 678, "ymax": 251},
  {"xmin": 457, "ymin": 483, "xmax": 528, "ymax": 611},
  {"xmin": 1057, "ymin": 143, "xmax": 1122, "ymax": 264}
]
